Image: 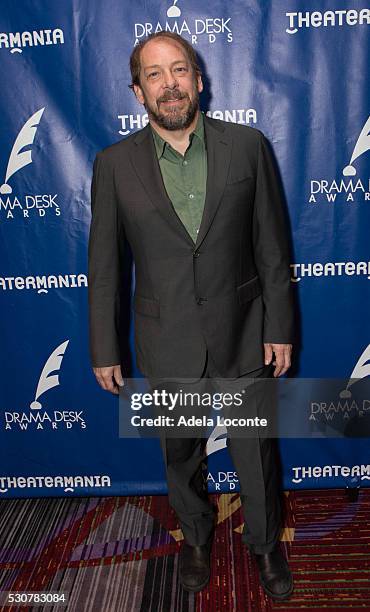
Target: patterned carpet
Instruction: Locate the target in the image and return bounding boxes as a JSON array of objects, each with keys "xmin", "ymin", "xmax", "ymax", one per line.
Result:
[{"xmin": 0, "ymin": 489, "xmax": 369, "ymax": 611}]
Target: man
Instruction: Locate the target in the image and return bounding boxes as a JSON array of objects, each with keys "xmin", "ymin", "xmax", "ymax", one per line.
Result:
[{"xmin": 88, "ymin": 32, "xmax": 294, "ymax": 600}]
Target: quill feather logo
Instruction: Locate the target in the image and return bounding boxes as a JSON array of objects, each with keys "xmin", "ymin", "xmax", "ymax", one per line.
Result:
[
  {"xmin": 340, "ymin": 344, "xmax": 370, "ymax": 399},
  {"xmin": 167, "ymin": 0, "xmax": 181, "ymax": 18},
  {"xmin": 0, "ymin": 107, "xmax": 45, "ymax": 194},
  {"xmin": 343, "ymin": 116, "xmax": 370, "ymax": 176},
  {"xmin": 206, "ymin": 423, "xmax": 227, "ymax": 456},
  {"xmin": 30, "ymin": 340, "xmax": 69, "ymax": 409}
]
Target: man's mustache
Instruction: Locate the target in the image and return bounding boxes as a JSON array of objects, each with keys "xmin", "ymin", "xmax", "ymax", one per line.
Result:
[{"xmin": 157, "ymin": 90, "xmax": 189, "ymax": 103}]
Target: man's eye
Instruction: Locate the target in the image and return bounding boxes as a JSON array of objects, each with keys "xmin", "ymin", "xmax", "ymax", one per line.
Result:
[
  {"xmin": 175, "ymin": 67, "xmax": 187, "ymax": 72},
  {"xmin": 148, "ymin": 71, "xmax": 159, "ymax": 79}
]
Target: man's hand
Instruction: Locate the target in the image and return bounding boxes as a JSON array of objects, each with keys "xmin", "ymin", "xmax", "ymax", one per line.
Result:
[
  {"xmin": 93, "ymin": 364, "xmax": 124, "ymax": 394},
  {"xmin": 264, "ymin": 343, "xmax": 292, "ymax": 377}
]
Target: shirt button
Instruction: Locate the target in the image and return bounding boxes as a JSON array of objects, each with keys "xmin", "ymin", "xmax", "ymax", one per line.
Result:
[
  {"xmin": 189, "ymin": 193, "xmax": 194, "ymax": 199},
  {"xmin": 183, "ymin": 160, "xmax": 188, "ymax": 166}
]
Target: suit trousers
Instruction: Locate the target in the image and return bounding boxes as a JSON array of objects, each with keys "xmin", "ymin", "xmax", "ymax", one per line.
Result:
[{"xmin": 155, "ymin": 350, "xmax": 282, "ymax": 554}]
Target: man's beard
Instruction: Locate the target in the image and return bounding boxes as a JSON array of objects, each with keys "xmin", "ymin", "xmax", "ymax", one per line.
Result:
[{"xmin": 144, "ymin": 87, "xmax": 200, "ymax": 131}]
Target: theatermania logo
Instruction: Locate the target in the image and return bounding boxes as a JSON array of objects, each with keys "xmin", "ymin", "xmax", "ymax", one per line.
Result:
[
  {"xmin": 118, "ymin": 107, "xmax": 257, "ymax": 136},
  {"xmin": 0, "ymin": 107, "xmax": 60, "ymax": 220},
  {"xmin": 309, "ymin": 116, "xmax": 370, "ymax": 204},
  {"xmin": 0, "ymin": 28, "xmax": 64, "ymax": 54},
  {"xmin": 133, "ymin": 0, "xmax": 233, "ymax": 45},
  {"xmin": 3, "ymin": 340, "xmax": 87, "ymax": 431}
]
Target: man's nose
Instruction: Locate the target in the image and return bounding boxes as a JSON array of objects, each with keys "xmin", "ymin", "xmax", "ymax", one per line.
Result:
[{"xmin": 162, "ymin": 69, "xmax": 178, "ymax": 89}]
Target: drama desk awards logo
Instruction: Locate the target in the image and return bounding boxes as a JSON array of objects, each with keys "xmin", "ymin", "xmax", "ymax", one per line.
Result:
[
  {"xmin": 134, "ymin": 0, "xmax": 233, "ymax": 45},
  {"xmin": 4, "ymin": 340, "xmax": 87, "ymax": 431},
  {"xmin": 310, "ymin": 344, "xmax": 370, "ymax": 425},
  {"xmin": 0, "ymin": 107, "xmax": 60, "ymax": 220},
  {"xmin": 309, "ymin": 116, "xmax": 370, "ymax": 204}
]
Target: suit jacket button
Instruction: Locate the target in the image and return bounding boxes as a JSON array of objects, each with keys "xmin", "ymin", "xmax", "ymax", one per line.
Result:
[{"xmin": 193, "ymin": 251, "xmax": 200, "ymax": 258}]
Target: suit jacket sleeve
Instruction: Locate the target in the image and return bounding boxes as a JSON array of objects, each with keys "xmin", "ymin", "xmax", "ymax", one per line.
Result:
[
  {"xmin": 252, "ymin": 132, "xmax": 294, "ymax": 344},
  {"xmin": 88, "ymin": 152, "xmax": 122, "ymax": 367}
]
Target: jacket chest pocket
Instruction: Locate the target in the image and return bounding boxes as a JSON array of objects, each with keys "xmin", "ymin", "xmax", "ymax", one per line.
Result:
[{"xmin": 223, "ymin": 176, "xmax": 254, "ymax": 202}]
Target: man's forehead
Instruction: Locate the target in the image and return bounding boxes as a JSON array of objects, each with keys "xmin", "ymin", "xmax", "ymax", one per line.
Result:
[{"xmin": 140, "ymin": 38, "xmax": 188, "ymax": 67}]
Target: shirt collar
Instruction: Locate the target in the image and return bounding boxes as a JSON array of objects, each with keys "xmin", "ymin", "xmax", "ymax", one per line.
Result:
[{"xmin": 151, "ymin": 112, "xmax": 205, "ymax": 159}]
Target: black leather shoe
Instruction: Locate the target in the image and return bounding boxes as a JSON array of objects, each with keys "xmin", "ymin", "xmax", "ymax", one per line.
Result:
[
  {"xmin": 253, "ymin": 545, "xmax": 293, "ymax": 600},
  {"xmin": 179, "ymin": 539, "xmax": 212, "ymax": 592}
]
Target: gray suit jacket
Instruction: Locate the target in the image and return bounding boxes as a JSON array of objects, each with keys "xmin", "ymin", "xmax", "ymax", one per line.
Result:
[{"xmin": 88, "ymin": 116, "xmax": 294, "ymax": 378}]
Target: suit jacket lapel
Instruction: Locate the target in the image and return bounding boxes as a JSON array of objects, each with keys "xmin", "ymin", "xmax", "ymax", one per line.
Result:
[
  {"xmin": 129, "ymin": 116, "xmax": 232, "ymax": 249},
  {"xmin": 130, "ymin": 125, "xmax": 194, "ymax": 246},
  {"xmin": 195, "ymin": 116, "xmax": 232, "ymax": 249}
]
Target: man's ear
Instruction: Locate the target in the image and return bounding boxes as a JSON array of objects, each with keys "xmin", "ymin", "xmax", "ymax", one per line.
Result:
[
  {"xmin": 197, "ymin": 74, "xmax": 204, "ymax": 94},
  {"xmin": 133, "ymin": 84, "xmax": 145, "ymax": 105}
]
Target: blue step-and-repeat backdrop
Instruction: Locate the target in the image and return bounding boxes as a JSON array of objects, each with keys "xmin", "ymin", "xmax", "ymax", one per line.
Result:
[{"xmin": 0, "ymin": 1, "xmax": 369, "ymax": 498}]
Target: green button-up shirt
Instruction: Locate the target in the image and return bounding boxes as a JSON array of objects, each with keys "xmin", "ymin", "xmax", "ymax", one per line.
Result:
[{"xmin": 151, "ymin": 112, "xmax": 207, "ymax": 243}]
